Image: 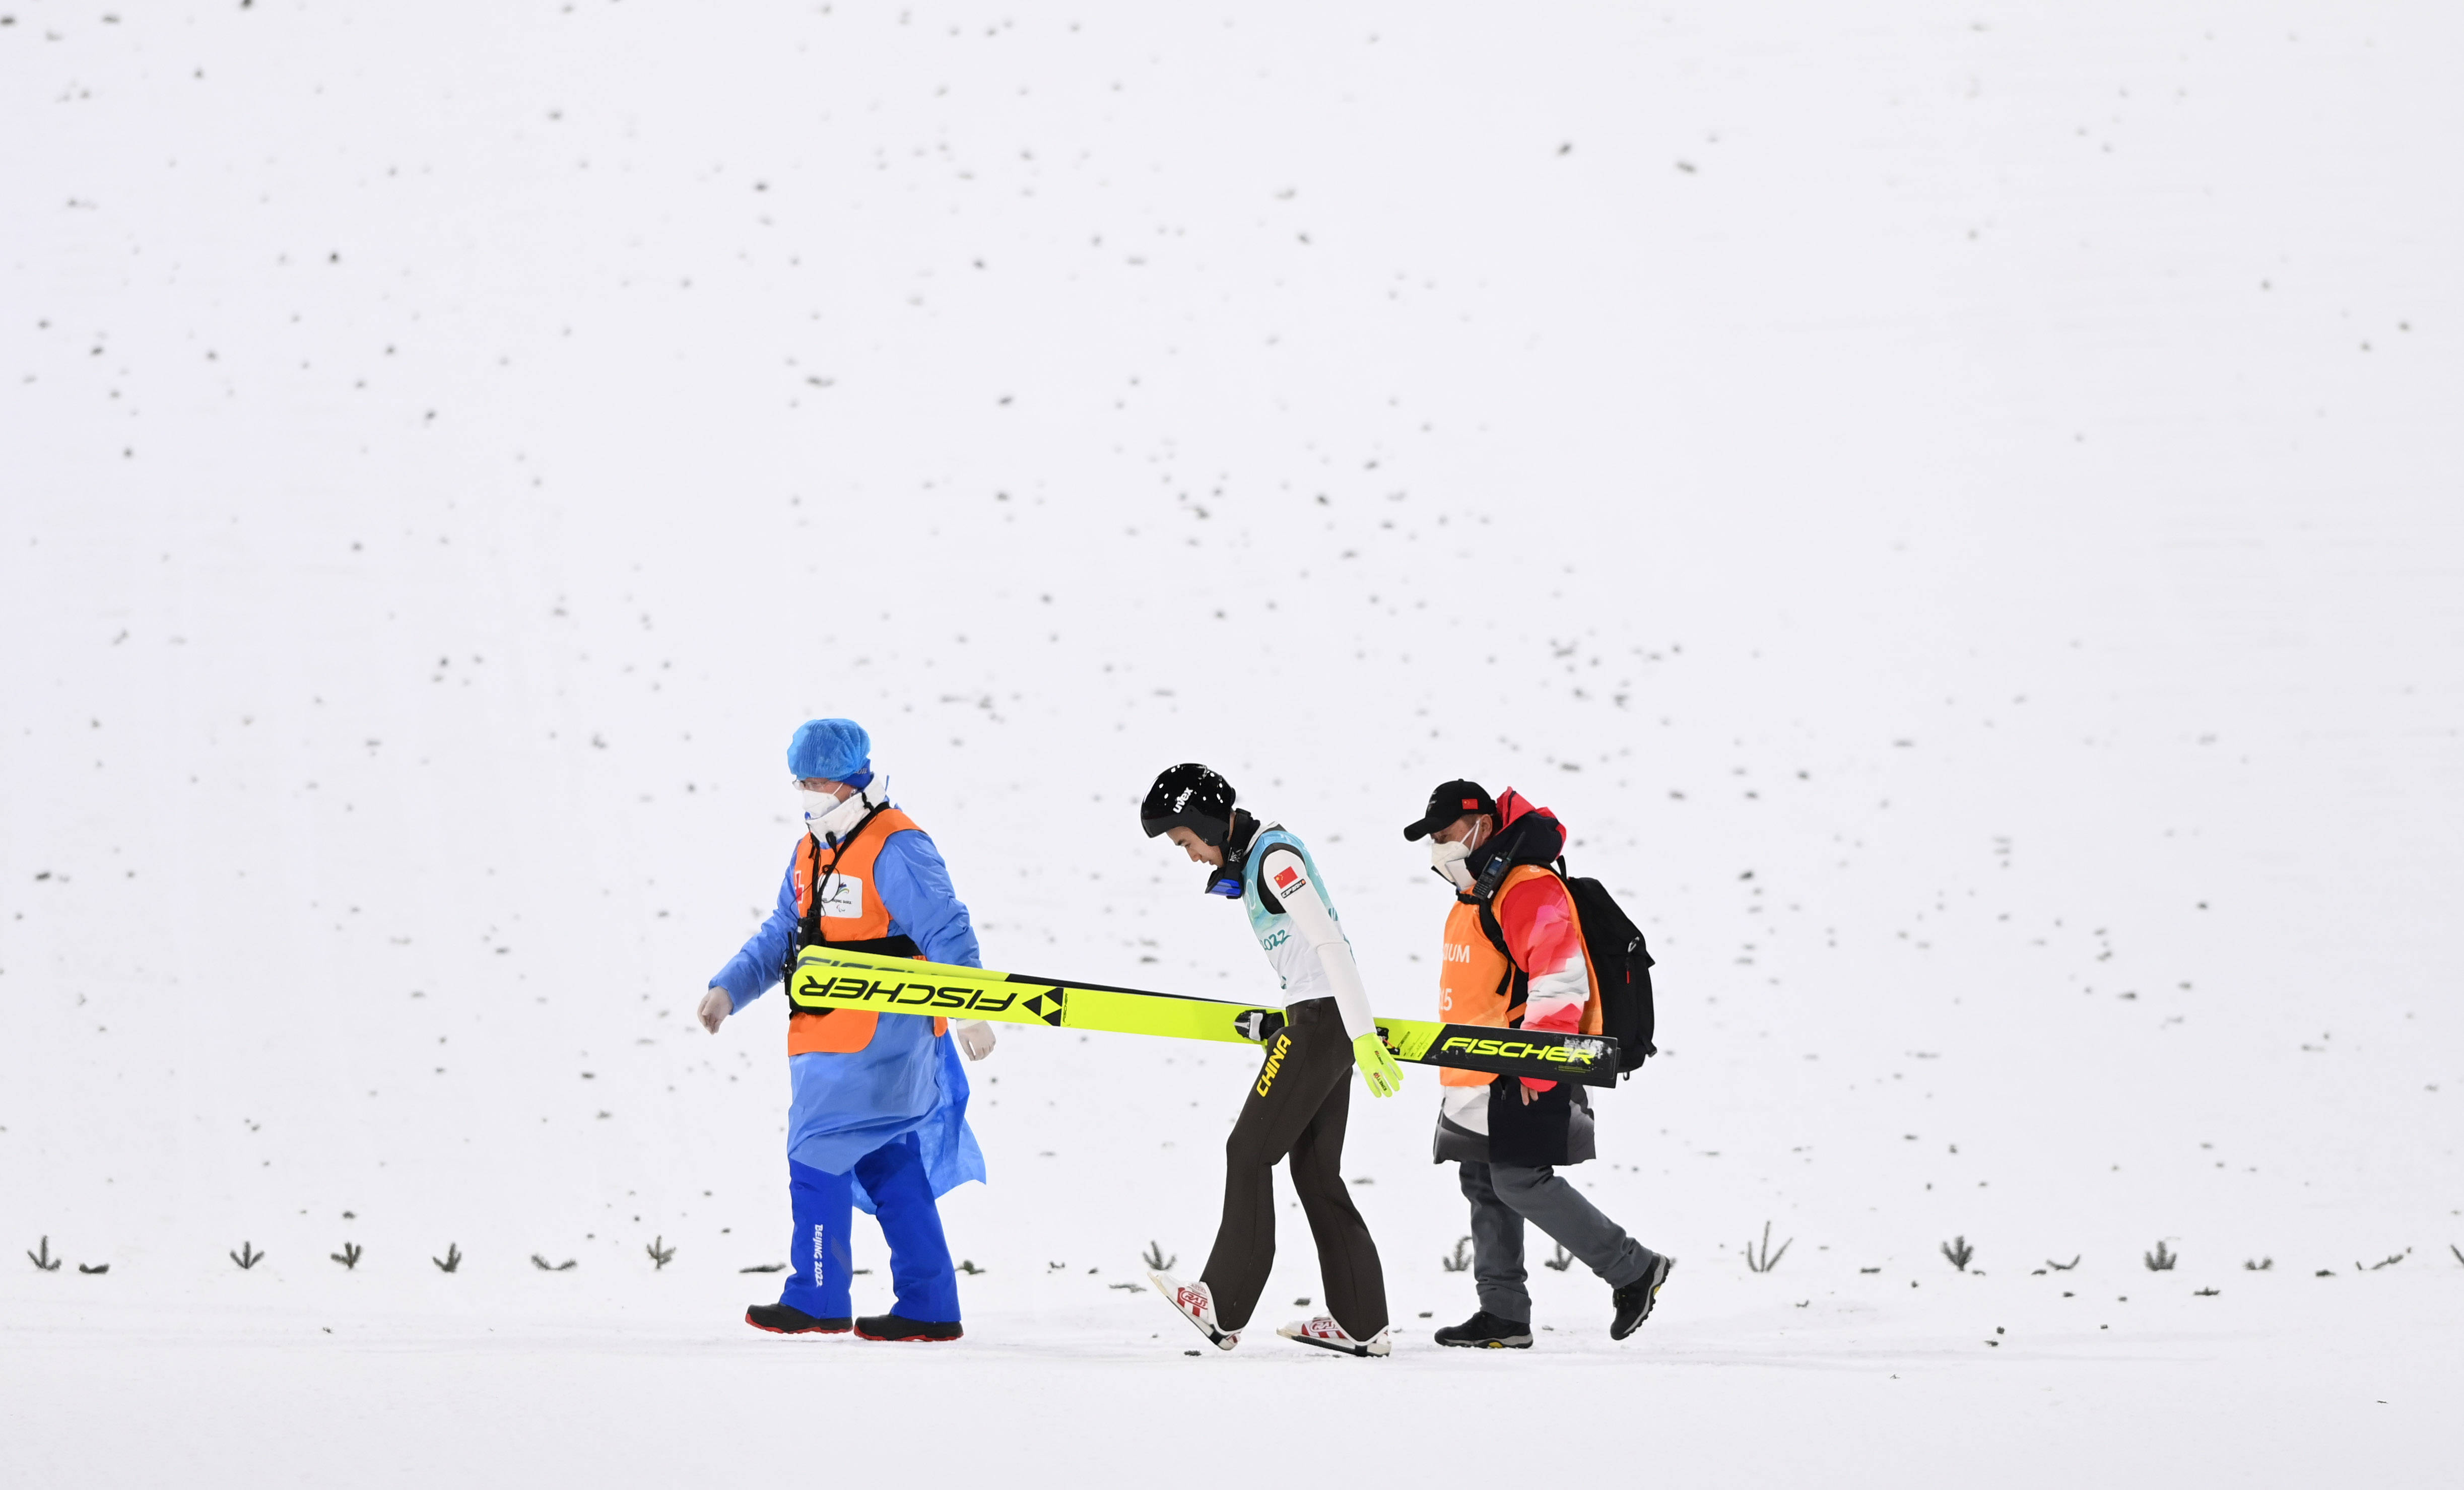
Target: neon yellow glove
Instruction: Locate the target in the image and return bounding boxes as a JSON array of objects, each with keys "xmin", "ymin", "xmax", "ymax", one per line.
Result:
[{"xmin": 1351, "ymin": 1033, "xmax": 1405, "ymax": 1099}]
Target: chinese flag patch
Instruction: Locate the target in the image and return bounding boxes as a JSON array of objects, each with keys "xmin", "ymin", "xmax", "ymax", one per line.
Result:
[
  {"xmin": 1461, "ymin": 797, "xmax": 1480, "ymax": 809},
  {"xmin": 1273, "ymin": 866, "xmax": 1300, "ymax": 891}
]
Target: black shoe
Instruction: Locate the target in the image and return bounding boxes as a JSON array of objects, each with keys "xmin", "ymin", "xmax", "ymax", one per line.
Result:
[
  {"xmin": 1433, "ymin": 1311, "xmax": 1533, "ymax": 1349},
  {"xmin": 1610, "ymin": 1251, "xmax": 1674, "ymax": 1340},
  {"xmin": 745, "ymin": 1302, "xmax": 852, "ymax": 1335},
  {"xmin": 856, "ymin": 1313, "xmax": 963, "ymax": 1342}
]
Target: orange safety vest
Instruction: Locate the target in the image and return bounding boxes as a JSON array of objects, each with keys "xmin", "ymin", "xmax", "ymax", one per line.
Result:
[
  {"xmin": 786, "ymin": 805, "xmax": 948, "ymax": 1056},
  {"xmin": 1435, "ymin": 864, "xmax": 1603, "ymax": 1087}
]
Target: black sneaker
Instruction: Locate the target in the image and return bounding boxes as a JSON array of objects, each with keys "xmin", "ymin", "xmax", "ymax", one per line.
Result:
[
  {"xmin": 1433, "ymin": 1311, "xmax": 1533, "ymax": 1349},
  {"xmin": 1610, "ymin": 1251, "xmax": 1674, "ymax": 1340},
  {"xmin": 745, "ymin": 1302, "xmax": 852, "ymax": 1335},
  {"xmin": 856, "ymin": 1313, "xmax": 963, "ymax": 1342}
]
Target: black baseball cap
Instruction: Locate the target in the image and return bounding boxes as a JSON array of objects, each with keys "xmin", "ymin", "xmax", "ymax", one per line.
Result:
[{"xmin": 1403, "ymin": 779, "xmax": 1497, "ymax": 841}]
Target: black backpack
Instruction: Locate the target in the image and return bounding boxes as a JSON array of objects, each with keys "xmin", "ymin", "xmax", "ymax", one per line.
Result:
[
  {"xmin": 1561, "ymin": 868, "xmax": 1656, "ymax": 1073},
  {"xmin": 1475, "ymin": 859, "xmax": 1657, "ymax": 1076}
]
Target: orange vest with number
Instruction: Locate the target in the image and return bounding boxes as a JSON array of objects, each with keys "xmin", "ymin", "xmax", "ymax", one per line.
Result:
[
  {"xmin": 1435, "ymin": 864, "xmax": 1602, "ymax": 1086},
  {"xmin": 786, "ymin": 806, "xmax": 947, "ymax": 1056}
]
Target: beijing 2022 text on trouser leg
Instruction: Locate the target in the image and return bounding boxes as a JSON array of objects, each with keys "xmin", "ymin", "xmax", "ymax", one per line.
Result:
[
  {"xmin": 782, "ymin": 1159, "xmax": 855, "ymax": 1319},
  {"xmin": 781, "ymin": 1134, "xmax": 959, "ymax": 1322}
]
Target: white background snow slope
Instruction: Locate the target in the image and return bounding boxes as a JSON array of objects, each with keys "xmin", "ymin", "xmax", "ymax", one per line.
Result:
[{"xmin": 5, "ymin": 2, "xmax": 2460, "ymax": 1484}]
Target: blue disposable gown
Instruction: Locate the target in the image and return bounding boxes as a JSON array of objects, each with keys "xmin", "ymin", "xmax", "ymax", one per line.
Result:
[{"xmin": 710, "ymin": 823, "xmax": 987, "ymax": 1211}]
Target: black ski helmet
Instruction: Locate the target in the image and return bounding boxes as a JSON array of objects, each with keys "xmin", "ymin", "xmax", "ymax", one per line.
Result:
[{"xmin": 1140, "ymin": 763, "xmax": 1237, "ymax": 848}]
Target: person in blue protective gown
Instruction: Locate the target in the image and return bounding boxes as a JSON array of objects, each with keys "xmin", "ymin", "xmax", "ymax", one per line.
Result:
[{"xmin": 697, "ymin": 717, "xmax": 996, "ymax": 1342}]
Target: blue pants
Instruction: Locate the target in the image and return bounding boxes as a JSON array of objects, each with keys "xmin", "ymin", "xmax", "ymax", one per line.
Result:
[{"xmin": 779, "ymin": 1134, "xmax": 961, "ymax": 1322}]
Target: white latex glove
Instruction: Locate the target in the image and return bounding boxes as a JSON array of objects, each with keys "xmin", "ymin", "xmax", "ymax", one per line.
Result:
[
  {"xmin": 953, "ymin": 1020, "xmax": 996, "ymax": 1061},
  {"xmin": 697, "ymin": 986, "xmax": 732, "ymax": 1034}
]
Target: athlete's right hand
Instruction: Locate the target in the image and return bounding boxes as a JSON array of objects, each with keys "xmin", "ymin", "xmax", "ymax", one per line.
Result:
[
  {"xmin": 697, "ymin": 986, "xmax": 732, "ymax": 1034},
  {"xmin": 1351, "ymin": 1033, "xmax": 1405, "ymax": 1099}
]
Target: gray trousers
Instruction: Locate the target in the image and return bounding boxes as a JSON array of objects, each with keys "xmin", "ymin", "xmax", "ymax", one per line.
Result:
[{"xmin": 1459, "ymin": 1161, "xmax": 1650, "ymax": 1324}]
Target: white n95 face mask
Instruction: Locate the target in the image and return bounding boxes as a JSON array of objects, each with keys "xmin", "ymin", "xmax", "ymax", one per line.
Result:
[
  {"xmin": 796, "ymin": 787, "xmax": 840, "ymax": 834},
  {"xmin": 1430, "ymin": 837, "xmax": 1476, "ymax": 891},
  {"xmin": 800, "ymin": 783, "xmax": 880, "ymax": 843}
]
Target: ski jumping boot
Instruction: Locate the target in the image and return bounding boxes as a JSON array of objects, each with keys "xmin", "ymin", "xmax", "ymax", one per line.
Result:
[
  {"xmin": 1277, "ymin": 1314, "xmax": 1392, "ymax": 1358},
  {"xmin": 1149, "ymin": 1270, "xmax": 1240, "ymax": 1350}
]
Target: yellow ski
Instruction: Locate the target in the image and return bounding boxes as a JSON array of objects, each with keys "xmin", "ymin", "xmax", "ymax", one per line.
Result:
[{"xmin": 783, "ymin": 945, "xmax": 1620, "ymax": 1088}]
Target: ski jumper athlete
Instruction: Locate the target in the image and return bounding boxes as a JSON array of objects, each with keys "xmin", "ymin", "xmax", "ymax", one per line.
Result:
[
  {"xmin": 1139, "ymin": 763, "xmax": 1405, "ymax": 1358},
  {"xmin": 1405, "ymin": 779, "xmax": 1672, "ymax": 1346},
  {"xmin": 698, "ymin": 718, "xmax": 997, "ymax": 1342}
]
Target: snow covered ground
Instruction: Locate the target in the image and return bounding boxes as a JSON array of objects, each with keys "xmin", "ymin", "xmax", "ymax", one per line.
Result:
[{"xmin": 5, "ymin": 2, "xmax": 2460, "ymax": 1483}]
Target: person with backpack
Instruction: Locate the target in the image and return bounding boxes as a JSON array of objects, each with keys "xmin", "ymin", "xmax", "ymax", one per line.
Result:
[
  {"xmin": 698, "ymin": 718, "xmax": 996, "ymax": 1342},
  {"xmin": 1403, "ymin": 779, "xmax": 1673, "ymax": 1347},
  {"xmin": 1139, "ymin": 763, "xmax": 1403, "ymax": 1358}
]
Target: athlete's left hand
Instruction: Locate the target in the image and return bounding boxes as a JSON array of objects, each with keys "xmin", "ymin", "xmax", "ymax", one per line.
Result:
[
  {"xmin": 953, "ymin": 1020, "xmax": 997, "ymax": 1061},
  {"xmin": 1351, "ymin": 1033, "xmax": 1405, "ymax": 1099}
]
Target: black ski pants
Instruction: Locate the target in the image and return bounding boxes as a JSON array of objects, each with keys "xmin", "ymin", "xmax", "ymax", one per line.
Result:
[{"xmin": 1201, "ymin": 997, "xmax": 1388, "ymax": 1340}]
